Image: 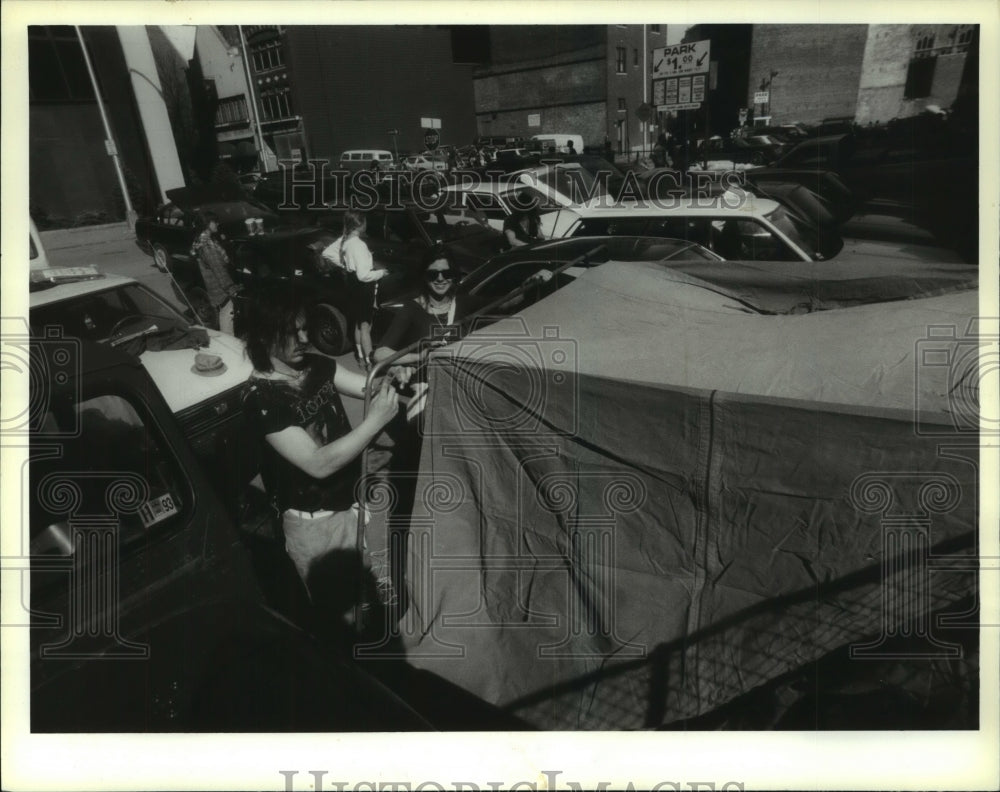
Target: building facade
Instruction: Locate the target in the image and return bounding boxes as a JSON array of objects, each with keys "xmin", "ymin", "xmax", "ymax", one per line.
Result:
[
  {"xmin": 748, "ymin": 24, "xmax": 976, "ymax": 126},
  {"xmin": 29, "ymin": 26, "xmax": 158, "ymax": 228},
  {"xmin": 233, "ymin": 25, "xmax": 479, "ymax": 167},
  {"xmin": 473, "ymin": 24, "xmax": 668, "ymax": 155}
]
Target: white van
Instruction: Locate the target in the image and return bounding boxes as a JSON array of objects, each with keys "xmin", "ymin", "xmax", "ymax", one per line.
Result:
[
  {"xmin": 531, "ymin": 133, "xmax": 584, "ymax": 155},
  {"xmin": 339, "ymin": 149, "xmax": 395, "ymax": 172}
]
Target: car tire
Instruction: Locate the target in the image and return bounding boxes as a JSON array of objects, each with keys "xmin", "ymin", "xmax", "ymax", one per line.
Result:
[
  {"xmin": 152, "ymin": 243, "xmax": 172, "ymax": 273},
  {"xmin": 310, "ymin": 303, "xmax": 350, "ymax": 356}
]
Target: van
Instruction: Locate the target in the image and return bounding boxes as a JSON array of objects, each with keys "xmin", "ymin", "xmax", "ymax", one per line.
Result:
[
  {"xmin": 339, "ymin": 149, "xmax": 395, "ymax": 172},
  {"xmin": 531, "ymin": 133, "xmax": 585, "ymax": 155}
]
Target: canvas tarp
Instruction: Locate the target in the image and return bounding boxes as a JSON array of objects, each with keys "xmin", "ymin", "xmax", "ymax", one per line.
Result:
[{"xmin": 396, "ymin": 262, "xmax": 979, "ymax": 729}]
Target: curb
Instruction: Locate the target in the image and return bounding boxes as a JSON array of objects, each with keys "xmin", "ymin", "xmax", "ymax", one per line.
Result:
[{"xmin": 39, "ymin": 222, "xmax": 136, "ymax": 251}]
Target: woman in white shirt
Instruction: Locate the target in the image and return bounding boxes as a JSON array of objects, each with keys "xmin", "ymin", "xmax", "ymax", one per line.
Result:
[{"xmin": 322, "ymin": 210, "xmax": 387, "ymax": 371}]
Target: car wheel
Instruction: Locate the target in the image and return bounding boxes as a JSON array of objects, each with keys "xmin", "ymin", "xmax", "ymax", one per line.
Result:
[
  {"xmin": 152, "ymin": 243, "xmax": 172, "ymax": 273},
  {"xmin": 309, "ymin": 303, "xmax": 349, "ymax": 356}
]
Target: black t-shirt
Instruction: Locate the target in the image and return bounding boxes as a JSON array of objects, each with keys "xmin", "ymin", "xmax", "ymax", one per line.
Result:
[
  {"xmin": 242, "ymin": 358, "xmax": 359, "ymax": 513},
  {"xmin": 378, "ymin": 294, "xmax": 485, "ymax": 351},
  {"xmin": 502, "ymin": 214, "xmax": 540, "ymax": 245}
]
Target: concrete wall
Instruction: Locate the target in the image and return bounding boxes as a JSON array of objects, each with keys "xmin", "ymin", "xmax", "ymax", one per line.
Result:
[
  {"xmin": 748, "ymin": 24, "xmax": 868, "ymax": 124},
  {"xmin": 197, "ymin": 26, "xmax": 247, "ymax": 100}
]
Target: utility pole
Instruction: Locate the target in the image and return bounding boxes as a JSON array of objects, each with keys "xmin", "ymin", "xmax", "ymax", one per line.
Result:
[
  {"xmin": 238, "ymin": 25, "xmax": 267, "ymax": 173},
  {"xmin": 76, "ymin": 26, "xmax": 137, "ymax": 228}
]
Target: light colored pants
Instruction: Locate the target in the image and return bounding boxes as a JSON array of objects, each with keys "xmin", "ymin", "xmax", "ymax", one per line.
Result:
[{"xmin": 282, "ymin": 505, "xmax": 366, "ymax": 588}]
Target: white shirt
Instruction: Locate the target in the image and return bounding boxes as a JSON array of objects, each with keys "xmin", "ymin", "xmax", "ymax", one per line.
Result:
[{"xmin": 321, "ymin": 235, "xmax": 383, "ymax": 283}]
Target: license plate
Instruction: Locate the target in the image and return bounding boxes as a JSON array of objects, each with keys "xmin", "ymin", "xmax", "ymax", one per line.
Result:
[
  {"xmin": 138, "ymin": 493, "xmax": 179, "ymax": 528},
  {"xmin": 33, "ymin": 266, "xmax": 102, "ymax": 282}
]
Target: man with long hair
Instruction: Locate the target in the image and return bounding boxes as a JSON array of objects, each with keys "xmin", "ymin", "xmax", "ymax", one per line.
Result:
[{"xmin": 240, "ymin": 287, "xmax": 403, "ymax": 605}]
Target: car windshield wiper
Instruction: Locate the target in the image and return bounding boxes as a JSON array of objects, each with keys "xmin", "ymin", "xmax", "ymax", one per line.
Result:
[{"xmin": 107, "ymin": 324, "xmax": 161, "ymax": 348}]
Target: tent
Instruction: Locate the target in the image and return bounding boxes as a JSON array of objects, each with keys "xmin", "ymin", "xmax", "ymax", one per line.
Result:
[{"xmin": 395, "ymin": 261, "xmax": 980, "ymax": 729}]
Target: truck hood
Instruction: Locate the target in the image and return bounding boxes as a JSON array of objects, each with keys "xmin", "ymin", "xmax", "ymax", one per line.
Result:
[{"xmin": 139, "ymin": 330, "xmax": 253, "ymax": 413}]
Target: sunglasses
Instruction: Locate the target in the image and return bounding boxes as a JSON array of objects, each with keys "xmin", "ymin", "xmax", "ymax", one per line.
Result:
[{"xmin": 425, "ymin": 269, "xmax": 458, "ymax": 282}]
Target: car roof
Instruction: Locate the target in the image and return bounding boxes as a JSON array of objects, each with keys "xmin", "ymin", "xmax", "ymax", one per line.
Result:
[
  {"xmin": 30, "ymin": 273, "xmax": 137, "ymax": 308},
  {"xmin": 572, "ymin": 192, "xmax": 779, "ymax": 216},
  {"xmin": 441, "ymin": 181, "xmax": 525, "ymax": 197}
]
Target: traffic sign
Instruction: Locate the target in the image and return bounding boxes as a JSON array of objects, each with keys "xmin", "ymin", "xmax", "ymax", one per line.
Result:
[
  {"xmin": 692, "ymin": 75, "xmax": 706, "ymax": 103},
  {"xmin": 651, "ymin": 39, "xmax": 711, "ymax": 78},
  {"xmin": 635, "ymin": 102, "xmax": 653, "ymax": 122},
  {"xmin": 656, "ymin": 103, "xmax": 701, "ymax": 112},
  {"xmin": 754, "ymin": 91, "xmax": 769, "ymax": 105}
]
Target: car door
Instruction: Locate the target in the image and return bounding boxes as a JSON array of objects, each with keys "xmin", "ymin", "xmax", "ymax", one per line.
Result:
[
  {"xmin": 370, "ymin": 208, "xmax": 425, "ymax": 293},
  {"xmin": 155, "ymin": 203, "xmax": 194, "ymax": 261}
]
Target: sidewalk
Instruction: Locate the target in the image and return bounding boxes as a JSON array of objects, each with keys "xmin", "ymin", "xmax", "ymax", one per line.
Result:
[{"xmin": 38, "ymin": 221, "xmax": 134, "ymax": 252}]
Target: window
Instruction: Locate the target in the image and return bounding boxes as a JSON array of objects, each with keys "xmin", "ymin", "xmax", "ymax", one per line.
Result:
[
  {"xmin": 650, "ymin": 25, "xmax": 661, "ymax": 34},
  {"xmin": 615, "ymin": 46, "xmax": 627, "ymax": 73},
  {"xmin": 28, "ymin": 26, "xmax": 96, "ymax": 103},
  {"xmin": 618, "ymin": 97, "xmax": 627, "ymax": 111},
  {"xmin": 215, "ymin": 95, "xmax": 249, "ymax": 126},
  {"xmin": 633, "ymin": 48, "xmax": 639, "ymax": 66},
  {"xmin": 30, "ymin": 394, "xmax": 189, "ymax": 570},
  {"xmin": 250, "ymin": 39, "xmax": 284, "ymax": 73},
  {"xmin": 905, "ymin": 34, "xmax": 938, "ymax": 99},
  {"xmin": 259, "ymin": 85, "xmax": 293, "ymax": 121},
  {"xmin": 914, "ymin": 34, "xmax": 936, "ymax": 58}
]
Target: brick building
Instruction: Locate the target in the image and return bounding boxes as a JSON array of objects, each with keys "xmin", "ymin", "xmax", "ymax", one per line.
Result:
[
  {"xmin": 473, "ymin": 25, "xmax": 668, "ymax": 154},
  {"xmin": 748, "ymin": 24, "xmax": 976, "ymax": 126}
]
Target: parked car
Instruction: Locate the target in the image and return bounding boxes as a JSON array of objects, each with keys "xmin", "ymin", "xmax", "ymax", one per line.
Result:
[
  {"xmin": 401, "ymin": 154, "xmax": 447, "ymax": 173},
  {"xmin": 693, "ymin": 134, "xmax": 783, "ymax": 167},
  {"xmin": 339, "ymin": 149, "xmax": 395, "ymax": 172},
  {"xmin": 28, "ymin": 338, "xmax": 505, "ymax": 732},
  {"xmin": 537, "ymin": 192, "xmax": 841, "ymax": 262},
  {"xmin": 134, "ymin": 185, "xmax": 280, "ymax": 312},
  {"xmin": 480, "ymin": 234, "xmax": 975, "ymax": 315},
  {"xmin": 307, "ymin": 199, "xmax": 509, "ymax": 279},
  {"xmin": 436, "ymin": 181, "xmax": 563, "ymax": 231},
  {"xmin": 773, "ymin": 132, "xmax": 977, "ymax": 260},
  {"xmin": 28, "ymin": 265, "xmax": 252, "ymax": 505}
]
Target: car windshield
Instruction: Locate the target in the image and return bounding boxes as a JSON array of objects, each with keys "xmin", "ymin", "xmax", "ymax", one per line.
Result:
[
  {"xmin": 765, "ymin": 204, "xmax": 824, "ymax": 260},
  {"xmin": 533, "ymin": 164, "xmax": 608, "ymax": 204},
  {"xmin": 413, "ymin": 207, "xmax": 492, "ymax": 241},
  {"xmin": 31, "ymin": 283, "xmax": 188, "ymax": 343}
]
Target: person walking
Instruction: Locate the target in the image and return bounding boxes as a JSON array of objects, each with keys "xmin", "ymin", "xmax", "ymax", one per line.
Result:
[
  {"xmin": 322, "ymin": 210, "xmax": 387, "ymax": 371},
  {"xmin": 652, "ymin": 133, "xmax": 669, "ymax": 168},
  {"xmin": 189, "ymin": 211, "xmax": 237, "ymax": 334}
]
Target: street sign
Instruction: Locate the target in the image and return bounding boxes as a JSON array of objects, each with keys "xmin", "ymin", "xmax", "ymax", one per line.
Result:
[
  {"xmin": 651, "ymin": 39, "xmax": 711, "ymax": 78},
  {"xmin": 678, "ymin": 76, "xmax": 692, "ymax": 104},
  {"xmin": 423, "ymin": 129, "xmax": 440, "ymax": 150},
  {"xmin": 692, "ymin": 75, "xmax": 706, "ymax": 103},
  {"xmin": 754, "ymin": 91, "xmax": 769, "ymax": 105},
  {"xmin": 656, "ymin": 103, "xmax": 701, "ymax": 112}
]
